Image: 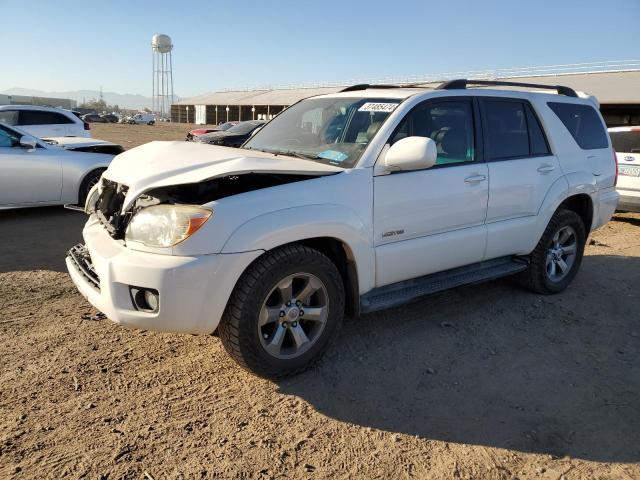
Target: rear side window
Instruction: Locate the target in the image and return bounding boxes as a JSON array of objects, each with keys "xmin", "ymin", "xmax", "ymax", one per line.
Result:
[
  {"xmin": 483, "ymin": 100, "xmax": 550, "ymax": 160},
  {"xmin": 0, "ymin": 110, "xmax": 19, "ymax": 126},
  {"xmin": 20, "ymin": 110, "xmax": 74, "ymax": 125},
  {"xmin": 547, "ymin": 102, "xmax": 608, "ymax": 150},
  {"xmin": 609, "ymin": 131, "xmax": 640, "ymax": 153}
]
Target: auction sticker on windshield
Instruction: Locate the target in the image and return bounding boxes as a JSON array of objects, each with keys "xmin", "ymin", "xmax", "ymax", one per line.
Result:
[
  {"xmin": 318, "ymin": 150, "xmax": 349, "ymax": 162},
  {"xmin": 358, "ymin": 102, "xmax": 398, "ymax": 113}
]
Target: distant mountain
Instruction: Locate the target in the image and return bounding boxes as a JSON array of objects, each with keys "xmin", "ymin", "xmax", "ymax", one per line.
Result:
[{"xmin": 1, "ymin": 87, "xmax": 154, "ymax": 110}]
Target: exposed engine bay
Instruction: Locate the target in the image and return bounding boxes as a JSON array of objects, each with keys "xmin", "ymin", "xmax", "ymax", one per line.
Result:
[{"xmin": 93, "ymin": 172, "xmax": 324, "ymax": 239}]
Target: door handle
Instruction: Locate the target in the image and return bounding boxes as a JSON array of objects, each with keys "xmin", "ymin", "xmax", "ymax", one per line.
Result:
[
  {"xmin": 464, "ymin": 174, "xmax": 487, "ymax": 184},
  {"xmin": 537, "ymin": 164, "xmax": 556, "ymax": 174}
]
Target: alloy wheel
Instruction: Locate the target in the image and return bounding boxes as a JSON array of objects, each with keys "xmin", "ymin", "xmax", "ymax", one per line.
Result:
[
  {"xmin": 258, "ymin": 273, "xmax": 329, "ymax": 359},
  {"xmin": 546, "ymin": 225, "xmax": 577, "ymax": 282}
]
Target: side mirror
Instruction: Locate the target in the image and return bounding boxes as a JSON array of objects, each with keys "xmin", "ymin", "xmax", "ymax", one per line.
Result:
[
  {"xmin": 384, "ymin": 136, "xmax": 437, "ymax": 173},
  {"xmin": 19, "ymin": 136, "xmax": 38, "ymax": 151}
]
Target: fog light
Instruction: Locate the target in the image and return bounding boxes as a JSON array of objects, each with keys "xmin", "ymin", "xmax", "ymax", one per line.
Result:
[
  {"xmin": 130, "ymin": 287, "xmax": 159, "ymax": 313},
  {"xmin": 143, "ymin": 290, "xmax": 159, "ymax": 311}
]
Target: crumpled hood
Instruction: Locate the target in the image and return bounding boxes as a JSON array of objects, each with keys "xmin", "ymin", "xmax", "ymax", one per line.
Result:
[{"xmin": 103, "ymin": 141, "xmax": 344, "ymax": 210}]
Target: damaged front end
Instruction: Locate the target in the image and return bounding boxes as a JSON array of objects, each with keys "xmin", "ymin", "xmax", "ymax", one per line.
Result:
[{"xmin": 89, "ymin": 172, "xmax": 324, "ymax": 240}]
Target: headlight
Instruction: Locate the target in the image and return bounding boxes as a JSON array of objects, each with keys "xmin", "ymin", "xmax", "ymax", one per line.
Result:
[
  {"xmin": 84, "ymin": 183, "xmax": 101, "ymax": 214},
  {"xmin": 125, "ymin": 205, "xmax": 213, "ymax": 248}
]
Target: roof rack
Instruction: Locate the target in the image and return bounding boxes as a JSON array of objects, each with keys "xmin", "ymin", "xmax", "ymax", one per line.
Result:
[
  {"xmin": 340, "ymin": 84, "xmax": 407, "ymax": 92},
  {"xmin": 436, "ymin": 79, "xmax": 578, "ymax": 97}
]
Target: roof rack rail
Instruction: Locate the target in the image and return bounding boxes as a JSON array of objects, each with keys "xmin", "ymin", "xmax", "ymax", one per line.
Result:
[
  {"xmin": 340, "ymin": 84, "xmax": 406, "ymax": 92},
  {"xmin": 436, "ymin": 79, "xmax": 578, "ymax": 97}
]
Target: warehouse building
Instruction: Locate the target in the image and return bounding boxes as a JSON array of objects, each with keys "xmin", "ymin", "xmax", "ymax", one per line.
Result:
[
  {"xmin": 0, "ymin": 94, "xmax": 77, "ymax": 109},
  {"xmin": 172, "ymin": 63, "xmax": 640, "ymax": 127}
]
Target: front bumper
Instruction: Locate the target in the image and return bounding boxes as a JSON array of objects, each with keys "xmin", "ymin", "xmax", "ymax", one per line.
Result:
[
  {"xmin": 66, "ymin": 217, "xmax": 262, "ymax": 334},
  {"xmin": 616, "ymin": 188, "xmax": 640, "ymax": 213}
]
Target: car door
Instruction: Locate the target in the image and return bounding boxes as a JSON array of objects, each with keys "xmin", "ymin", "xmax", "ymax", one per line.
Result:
[
  {"xmin": 373, "ymin": 98, "xmax": 489, "ymax": 287},
  {"xmin": 18, "ymin": 110, "xmax": 67, "ymax": 138},
  {"xmin": 0, "ymin": 125, "xmax": 63, "ymax": 205},
  {"xmin": 479, "ymin": 98, "xmax": 563, "ymax": 259}
]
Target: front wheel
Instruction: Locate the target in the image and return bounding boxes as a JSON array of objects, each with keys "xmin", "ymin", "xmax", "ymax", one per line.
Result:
[
  {"xmin": 78, "ymin": 169, "xmax": 105, "ymax": 206},
  {"xmin": 519, "ymin": 209, "xmax": 586, "ymax": 294},
  {"xmin": 218, "ymin": 244, "xmax": 344, "ymax": 378}
]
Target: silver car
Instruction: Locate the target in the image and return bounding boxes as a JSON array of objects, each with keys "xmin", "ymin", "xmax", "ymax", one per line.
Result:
[{"xmin": 0, "ymin": 124, "xmax": 113, "ymax": 209}]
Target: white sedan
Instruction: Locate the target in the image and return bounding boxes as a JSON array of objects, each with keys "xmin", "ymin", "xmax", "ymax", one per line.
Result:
[
  {"xmin": 0, "ymin": 124, "xmax": 114, "ymax": 209},
  {"xmin": 609, "ymin": 126, "xmax": 640, "ymax": 212}
]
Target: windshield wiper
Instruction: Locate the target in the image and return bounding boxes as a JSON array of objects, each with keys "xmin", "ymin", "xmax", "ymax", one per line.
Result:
[{"xmin": 252, "ymin": 148, "xmax": 321, "ymax": 160}]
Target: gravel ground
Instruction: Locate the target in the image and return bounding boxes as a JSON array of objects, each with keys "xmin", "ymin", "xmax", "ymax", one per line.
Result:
[{"xmin": 1, "ymin": 124, "xmax": 639, "ymax": 479}]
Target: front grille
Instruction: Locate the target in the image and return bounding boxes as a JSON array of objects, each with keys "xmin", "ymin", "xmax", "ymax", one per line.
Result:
[{"xmin": 67, "ymin": 243, "xmax": 100, "ymax": 290}]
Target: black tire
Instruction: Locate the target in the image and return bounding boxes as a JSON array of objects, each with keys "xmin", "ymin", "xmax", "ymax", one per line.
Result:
[
  {"xmin": 78, "ymin": 169, "xmax": 105, "ymax": 206},
  {"xmin": 147, "ymin": 121, "xmax": 155, "ymax": 125},
  {"xmin": 518, "ymin": 209, "xmax": 586, "ymax": 294},
  {"xmin": 218, "ymin": 244, "xmax": 345, "ymax": 378}
]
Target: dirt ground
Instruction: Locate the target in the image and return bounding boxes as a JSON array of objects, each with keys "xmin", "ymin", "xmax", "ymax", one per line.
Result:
[{"xmin": 1, "ymin": 124, "xmax": 639, "ymax": 479}]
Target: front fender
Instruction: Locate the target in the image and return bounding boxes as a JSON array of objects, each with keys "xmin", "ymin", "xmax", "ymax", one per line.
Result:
[{"xmin": 221, "ymin": 204, "xmax": 375, "ymax": 294}]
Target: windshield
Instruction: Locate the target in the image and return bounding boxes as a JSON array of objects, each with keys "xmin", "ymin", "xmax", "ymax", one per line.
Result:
[
  {"xmin": 610, "ymin": 130, "xmax": 640, "ymax": 153},
  {"xmin": 228, "ymin": 121, "xmax": 263, "ymax": 135},
  {"xmin": 244, "ymin": 97, "xmax": 401, "ymax": 167}
]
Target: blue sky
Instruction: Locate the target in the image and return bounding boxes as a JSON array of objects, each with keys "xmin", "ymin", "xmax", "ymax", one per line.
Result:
[{"xmin": 2, "ymin": 0, "xmax": 639, "ymax": 98}]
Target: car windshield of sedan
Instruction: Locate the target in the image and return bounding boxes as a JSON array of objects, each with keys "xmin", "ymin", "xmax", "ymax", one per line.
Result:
[
  {"xmin": 243, "ymin": 97, "xmax": 401, "ymax": 167},
  {"xmin": 227, "ymin": 121, "xmax": 264, "ymax": 135}
]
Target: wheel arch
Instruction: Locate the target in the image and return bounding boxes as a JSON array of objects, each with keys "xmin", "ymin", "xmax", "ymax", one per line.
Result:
[
  {"xmin": 77, "ymin": 167, "xmax": 107, "ymax": 204},
  {"xmin": 558, "ymin": 193, "xmax": 594, "ymax": 232}
]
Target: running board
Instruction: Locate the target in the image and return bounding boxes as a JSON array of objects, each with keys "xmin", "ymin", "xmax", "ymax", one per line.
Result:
[{"xmin": 360, "ymin": 257, "xmax": 528, "ymax": 314}]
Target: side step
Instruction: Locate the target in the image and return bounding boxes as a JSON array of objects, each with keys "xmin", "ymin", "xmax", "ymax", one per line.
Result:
[{"xmin": 360, "ymin": 256, "xmax": 528, "ymax": 314}]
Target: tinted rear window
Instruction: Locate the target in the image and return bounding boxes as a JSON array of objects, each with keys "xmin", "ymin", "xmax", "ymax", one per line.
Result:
[
  {"xmin": 20, "ymin": 110, "xmax": 74, "ymax": 125},
  {"xmin": 609, "ymin": 131, "xmax": 640, "ymax": 153},
  {"xmin": 483, "ymin": 100, "xmax": 550, "ymax": 160},
  {"xmin": 547, "ymin": 102, "xmax": 608, "ymax": 150}
]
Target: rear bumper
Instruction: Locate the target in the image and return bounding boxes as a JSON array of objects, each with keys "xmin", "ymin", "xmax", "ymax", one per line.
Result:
[
  {"xmin": 616, "ymin": 188, "xmax": 640, "ymax": 213},
  {"xmin": 591, "ymin": 187, "xmax": 619, "ymax": 230},
  {"xmin": 66, "ymin": 217, "xmax": 262, "ymax": 334}
]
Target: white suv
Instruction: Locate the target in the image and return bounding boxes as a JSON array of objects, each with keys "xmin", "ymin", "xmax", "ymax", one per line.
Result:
[
  {"xmin": 0, "ymin": 105, "xmax": 90, "ymax": 138},
  {"xmin": 67, "ymin": 80, "xmax": 619, "ymax": 377},
  {"xmin": 609, "ymin": 126, "xmax": 640, "ymax": 212}
]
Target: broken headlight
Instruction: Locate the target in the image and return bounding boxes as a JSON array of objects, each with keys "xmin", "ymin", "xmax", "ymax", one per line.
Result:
[
  {"xmin": 125, "ymin": 205, "xmax": 212, "ymax": 248},
  {"xmin": 84, "ymin": 183, "xmax": 101, "ymax": 214}
]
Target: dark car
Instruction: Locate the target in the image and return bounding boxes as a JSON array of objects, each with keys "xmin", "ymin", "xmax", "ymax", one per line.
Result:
[
  {"xmin": 186, "ymin": 121, "xmax": 238, "ymax": 141},
  {"xmin": 101, "ymin": 114, "xmax": 119, "ymax": 123},
  {"xmin": 82, "ymin": 113, "xmax": 107, "ymax": 123},
  {"xmin": 196, "ymin": 120, "xmax": 265, "ymax": 147}
]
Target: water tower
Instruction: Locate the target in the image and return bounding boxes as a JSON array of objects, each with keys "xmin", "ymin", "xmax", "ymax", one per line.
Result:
[{"xmin": 151, "ymin": 33, "xmax": 174, "ymax": 120}]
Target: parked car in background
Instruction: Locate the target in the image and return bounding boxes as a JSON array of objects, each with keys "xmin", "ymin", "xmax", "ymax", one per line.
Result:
[
  {"xmin": 0, "ymin": 123, "xmax": 112, "ymax": 209},
  {"xmin": 186, "ymin": 121, "xmax": 238, "ymax": 141},
  {"xmin": 82, "ymin": 113, "xmax": 108, "ymax": 123},
  {"xmin": 195, "ymin": 120, "xmax": 265, "ymax": 147},
  {"xmin": 101, "ymin": 114, "xmax": 119, "ymax": 123},
  {"xmin": 609, "ymin": 126, "xmax": 640, "ymax": 212},
  {"xmin": 67, "ymin": 80, "xmax": 618, "ymax": 378},
  {"xmin": 128, "ymin": 113, "xmax": 156, "ymax": 125},
  {"xmin": 0, "ymin": 105, "xmax": 90, "ymax": 138},
  {"xmin": 42, "ymin": 136, "xmax": 124, "ymax": 155}
]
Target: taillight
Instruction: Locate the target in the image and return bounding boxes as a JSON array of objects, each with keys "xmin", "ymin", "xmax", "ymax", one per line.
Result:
[
  {"xmin": 84, "ymin": 122, "xmax": 90, "ymax": 131},
  {"xmin": 613, "ymin": 149, "xmax": 618, "ymax": 186}
]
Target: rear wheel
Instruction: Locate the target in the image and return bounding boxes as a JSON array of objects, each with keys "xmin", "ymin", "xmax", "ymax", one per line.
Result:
[
  {"xmin": 147, "ymin": 120, "xmax": 155, "ymax": 125},
  {"xmin": 218, "ymin": 244, "xmax": 344, "ymax": 378},
  {"xmin": 519, "ymin": 209, "xmax": 586, "ymax": 294}
]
